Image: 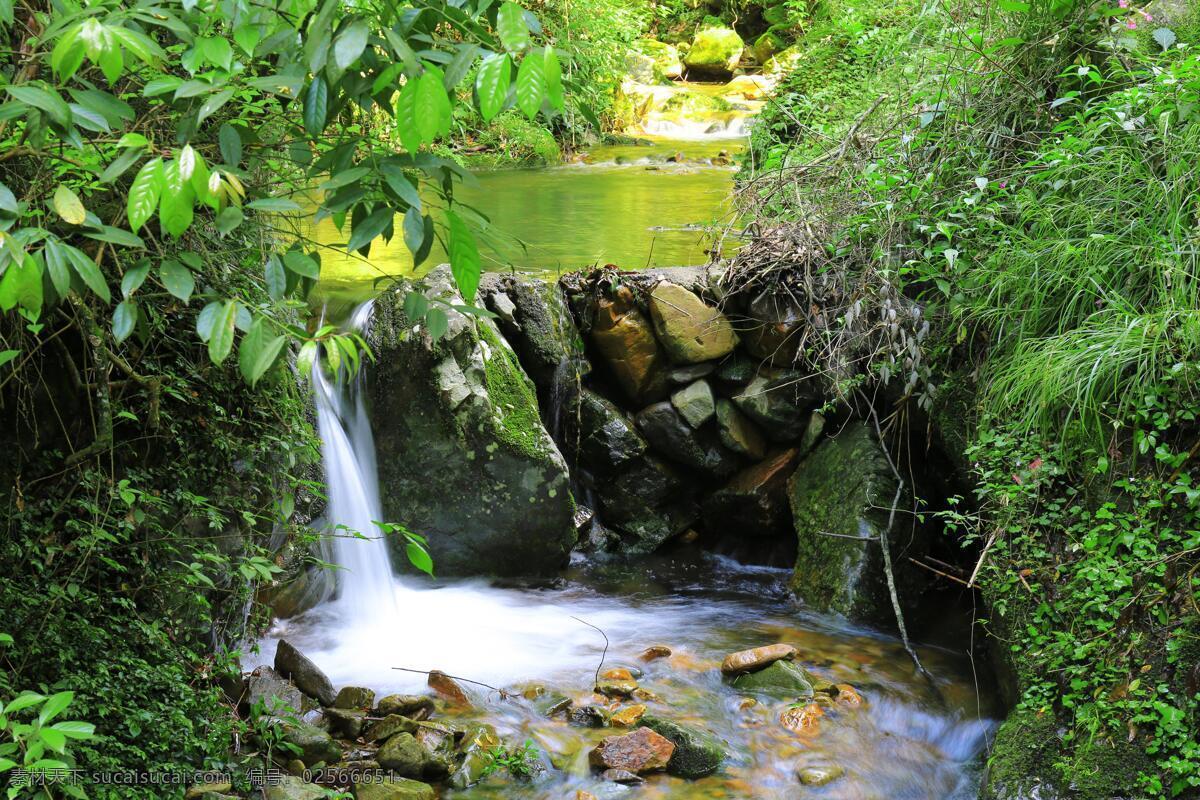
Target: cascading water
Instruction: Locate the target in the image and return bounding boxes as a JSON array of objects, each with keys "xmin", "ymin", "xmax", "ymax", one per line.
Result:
[{"xmin": 311, "ymin": 302, "xmax": 396, "ymax": 618}]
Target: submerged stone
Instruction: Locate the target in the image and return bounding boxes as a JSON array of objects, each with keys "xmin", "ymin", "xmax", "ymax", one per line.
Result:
[
  {"xmin": 368, "ymin": 267, "xmax": 576, "ymax": 577},
  {"xmin": 639, "ymin": 714, "xmax": 727, "ymax": 778},
  {"xmin": 720, "ymin": 643, "xmax": 798, "ymax": 675},
  {"xmin": 449, "ymin": 724, "xmax": 501, "ymax": 789},
  {"xmin": 427, "ymin": 670, "xmax": 471, "ymax": 708}
]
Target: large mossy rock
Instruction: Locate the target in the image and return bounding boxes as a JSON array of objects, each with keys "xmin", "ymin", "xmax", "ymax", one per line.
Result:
[
  {"xmin": 369, "ymin": 266, "xmax": 576, "ymax": 577},
  {"xmin": 635, "ymin": 39, "xmax": 684, "ymax": 80},
  {"xmin": 683, "ymin": 26, "xmax": 744, "ymax": 75},
  {"xmin": 639, "ymin": 715, "xmax": 727, "ymax": 778},
  {"xmin": 481, "ymin": 274, "xmax": 586, "ymax": 395},
  {"xmin": 729, "ymin": 659, "xmax": 814, "ymax": 699},
  {"xmin": 788, "ymin": 423, "xmax": 907, "ymax": 620},
  {"xmin": 353, "ymin": 776, "xmax": 436, "ymax": 800}
]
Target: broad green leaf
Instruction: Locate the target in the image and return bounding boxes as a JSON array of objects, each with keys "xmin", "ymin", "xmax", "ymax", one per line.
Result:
[
  {"xmin": 0, "ymin": 350, "xmax": 18, "ymax": 370},
  {"xmin": 52, "ymin": 185, "xmax": 86, "ymax": 225},
  {"xmin": 43, "ymin": 240, "xmax": 72, "ymax": 297},
  {"xmin": 208, "ymin": 300, "xmax": 238, "ymax": 364},
  {"xmin": 333, "ymin": 18, "xmax": 370, "ymax": 70},
  {"xmin": 303, "ymin": 76, "xmax": 328, "ymax": 136},
  {"xmin": 1, "ymin": 693, "xmax": 45, "ymax": 715},
  {"xmin": 120, "ymin": 261, "xmax": 150, "ymax": 297},
  {"xmin": 99, "ymin": 146, "xmax": 144, "ymax": 183},
  {"xmin": 475, "ymin": 53, "xmax": 510, "ymax": 123},
  {"xmin": 234, "ymin": 23, "xmax": 260, "ymax": 56},
  {"xmin": 403, "ymin": 207, "xmax": 426, "ymax": 256},
  {"xmin": 425, "ymin": 306, "xmax": 448, "ymax": 340},
  {"xmin": 1153, "ymin": 27, "xmax": 1177, "ymax": 50},
  {"xmin": 406, "ymin": 540, "xmax": 434, "ymax": 577},
  {"xmin": 127, "ymin": 158, "xmax": 163, "ymax": 233},
  {"xmin": 380, "ymin": 164, "xmax": 421, "ymax": 209},
  {"xmin": 50, "ymin": 721, "xmax": 95, "ymax": 740},
  {"xmin": 159, "ymin": 159, "xmax": 195, "ymax": 238},
  {"xmin": 238, "ymin": 318, "xmax": 287, "ymax": 386},
  {"xmin": 215, "ymin": 206, "xmax": 243, "ymax": 234},
  {"xmin": 246, "ymin": 198, "xmax": 301, "ymax": 212},
  {"xmin": 62, "ymin": 244, "xmax": 111, "ymax": 302},
  {"xmin": 264, "ymin": 254, "xmax": 286, "ymax": 300},
  {"xmin": 446, "ymin": 210, "xmax": 480, "ymax": 302},
  {"xmin": 51, "ymin": 26, "xmax": 85, "ymax": 81},
  {"xmin": 82, "ymin": 226, "xmax": 144, "ymax": 247},
  {"xmin": 415, "ymin": 69, "xmax": 450, "ymax": 143},
  {"xmin": 218, "ymin": 124, "xmax": 242, "ymax": 166},
  {"xmin": 394, "ymin": 81, "xmax": 421, "ymax": 152},
  {"xmin": 543, "ymin": 47, "xmax": 564, "ymax": 111},
  {"xmin": 197, "ymin": 89, "xmax": 234, "ymax": 125},
  {"xmin": 443, "ymin": 43, "xmax": 479, "ymax": 91},
  {"xmin": 297, "ymin": 339, "xmax": 318, "ymax": 376},
  {"xmin": 496, "ymin": 2, "xmax": 531, "ymax": 52},
  {"xmin": 159, "ymin": 259, "xmax": 194, "ymax": 301},
  {"xmin": 6, "ymin": 85, "xmax": 72, "ymax": 127},
  {"xmin": 515, "ymin": 51, "xmax": 545, "ymax": 120},
  {"xmin": 0, "ymin": 255, "xmax": 42, "ymax": 315},
  {"xmin": 196, "ymin": 300, "xmax": 221, "ymax": 341},
  {"xmin": 112, "ymin": 300, "xmax": 137, "ymax": 343},
  {"xmin": 283, "ymin": 250, "xmax": 319, "ymax": 279},
  {"xmin": 37, "ymin": 692, "xmax": 72, "ymax": 726},
  {"xmin": 347, "ymin": 207, "xmax": 394, "ymax": 254},
  {"xmin": 70, "ymin": 88, "xmax": 133, "ymax": 125}
]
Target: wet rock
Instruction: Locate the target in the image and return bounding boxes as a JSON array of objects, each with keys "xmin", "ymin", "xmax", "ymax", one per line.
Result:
[
  {"xmin": 480, "ymin": 275, "xmax": 587, "ymax": 395},
  {"xmin": 369, "ymin": 267, "xmax": 576, "ymax": 577},
  {"xmin": 589, "ymin": 727, "xmax": 675, "ymax": 774},
  {"xmin": 596, "ymin": 455, "xmax": 698, "ymax": 553},
  {"xmin": 427, "ymin": 670, "xmax": 471, "ymax": 708},
  {"xmin": 610, "ymin": 704, "xmax": 648, "ymax": 727},
  {"xmin": 279, "ymin": 720, "xmax": 342, "ymax": 767},
  {"xmin": 376, "ymin": 732, "xmax": 426, "ymax": 778},
  {"xmin": 634, "ymin": 39, "xmax": 684, "ymax": 80},
  {"xmin": 448, "ymin": 724, "xmax": 501, "ymax": 789},
  {"xmin": 683, "ymin": 26, "xmax": 744, "ymax": 75},
  {"xmin": 364, "ymin": 714, "xmax": 419, "ymax": 743},
  {"xmin": 333, "ymin": 686, "xmax": 375, "ymax": 710},
  {"xmin": 667, "ymin": 363, "xmax": 716, "ymax": 386},
  {"xmin": 285, "ymin": 759, "xmax": 306, "ymax": 775},
  {"xmin": 798, "ymin": 764, "xmax": 846, "ymax": 786},
  {"xmin": 247, "ymin": 666, "xmax": 303, "ymax": 715},
  {"xmin": 533, "ymin": 692, "xmax": 573, "ymax": 717},
  {"xmin": 702, "ymin": 449, "xmax": 801, "ymax": 537},
  {"xmin": 764, "ymin": 43, "xmax": 804, "ymax": 76},
  {"xmin": 576, "ymin": 792, "xmax": 600, "ymax": 800},
  {"xmin": 789, "ymin": 422, "xmax": 917, "ymax": 620},
  {"xmin": 353, "ymin": 775, "xmax": 436, "ymax": 800},
  {"xmin": 274, "ymin": 640, "xmax": 336, "ymax": 706},
  {"xmin": 640, "ymin": 645, "xmax": 672, "ymax": 661},
  {"xmin": 639, "ymin": 714, "xmax": 727, "ymax": 778},
  {"xmin": 414, "ymin": 722, "xmax": 456, "ymax": 779},
  {"xmin": 647, "ymin": 282, "xmax": 737, "ymax": 364},
  {"xmin": 590, "ymin": 286, "xmax": 668, "ymax": 403},
  {"xmin": 185, "ymin": 782, "xmax": 231, "ymax": 799},
  {"xmin": 732, "ymin": 370, "xmax": 817, "ymax": 441},
  {"xmin": 374, "ymin": 694, "xmax": 435, "ymax": 719},
  {"xmin": 574, "ymin": 390, "xmax": 647, "ymax": 473},
  {"xmin": 780, "ymin": 703, "xmax": 824, "ymax": 736},
  {"xmin": 570, "ymin": 704, "xmax": 612, "ymax": 728},
  {"xmin": 730, "ymin": 659, "xmax": 814, "ymax": 699},
  {"xmin": 262, "ymin": 775, "xmax": 325, "ymax": 800},
  {"xmin": 720, "ymin": 643, "xmax": 798, "ymax": 675},
  {"xmin": 713, "ymin": 354, "xmax": 758, "ymax": 394},
  {"xmin": 671, "ymin": 380, "xmax": 716, "ymax": 428},
  {"xmin": 636, "ymin": 402, "xmax": 737, "ymax": 477},
  {"xmin": 601, "ymin": 768, "xmax": 644, "ymax": 784},
  {"xmin": 836, "ymin": 684, "xmax": 864, "ymax": 707},
  {"xmin": 715, "ymin": 399, "xmax": 767, "ymax": 459},
  {"xmin": 743, "ymin": 291, "xmax": 805, "ymax": 364},
  {"xmin": 324, "ymin": 707, "xmax": 366, "ymax": 739},
  {"xmin": 595, "ymin": 677, "xmax": 639, "ymax": 698}
]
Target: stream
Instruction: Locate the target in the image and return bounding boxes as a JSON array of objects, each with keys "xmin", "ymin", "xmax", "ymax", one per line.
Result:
[{"xmin": 251, "ymin": 79, "xmax": 999, "ymax": 798}]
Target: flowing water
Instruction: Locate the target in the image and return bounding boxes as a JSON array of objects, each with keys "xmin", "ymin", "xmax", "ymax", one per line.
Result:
[{"xmin": 252, "ymin": 77, "xmax": 999, "ymax": 798}]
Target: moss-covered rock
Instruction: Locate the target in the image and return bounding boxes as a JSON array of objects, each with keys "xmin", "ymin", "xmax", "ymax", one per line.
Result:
[
  {"xmin": 635, "ymin": 39, "xmax": 684, "ymax": 80},
  {"xmin": 639, "ymin": 714, "xmax": 727, "ymax": 778},
  {"xmin": 764, "ymin": 44, "xmax": 804, "ymax": 76},
  {"xmin": 752, "ymin": 29, "xmax": 788, "ymax": 63},
  {"xmin": 353, "ymin": 776, "xmax": 435, "ymax": 800},
  {"xmin": 788, "ymin": 422, "xmax": 913, "ymax": 620},
  {"xmin": 369, "ymin": 266, "xmax": 576, "ymax": 577},
  {"xmin": 729, "ymin": 659, "xmax": 814, "ymax": 699},
  {"xmin": 683, "ymin": 26, "xmax": 745, "ymax": 75}
]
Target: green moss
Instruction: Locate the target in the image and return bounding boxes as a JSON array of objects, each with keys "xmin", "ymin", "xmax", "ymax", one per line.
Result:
[
  {"xmin": 479, "ymin": 322, "xmax": 548, "ymax": 461},
  {"xmin": 982, "ymin": 706, "xmax": 1064, "ymax": 799}
]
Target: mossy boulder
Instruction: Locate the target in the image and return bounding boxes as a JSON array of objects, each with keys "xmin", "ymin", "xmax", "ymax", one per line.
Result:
[
  {"xmin": 262, "ymin": 776, "xmax": 325, "ymax": 800},
  {"xmin": 377, "ymin": 732, "xmax": 427, "ymax": 778},
  {"xmin": 635, "ymin": 39, "xmax": 684, "ymax": 80},
  {"xmin": 729, "ymin": 659, "xmax": 814, "ymax": 699},
  {"xmin": 683, "ymin": 26, "xmax": 744, "ymax": 75},
  {"xmin": 639, "ymin": 714, "xmax": 727, "ymax": 778},
  {"xmin": 353, "ymin": 776, "xmax": 435, "ymax": 800},
  {"xmin": 788, "ymin": 423, "xmax": 921, "ymax": 620},
  {"xmin": 369, "ymin": 266, "xmax": 576, "ymax": 577},
  {"xmin": 279, "ymin": 719, "xmax": 342, "ymax": 766},
  {"xmin": 752, "ymin": 29, "xmax": 788, "ymax": 64}
]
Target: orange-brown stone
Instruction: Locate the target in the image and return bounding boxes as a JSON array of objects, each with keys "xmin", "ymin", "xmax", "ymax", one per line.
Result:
[
  {"xmin": 426, "ymin": 670, "xmax": 470, "ymax": 707},
  {"xmin": 590, "ymin": 288, "xmax": 667, "ymax": 403},
  {"xmin": 610, "ymin": 704, "xmax": 647, "ymax": 727},
  {"xmin": 720, "ymin": 643, "xmax": 798, "ymax": 675},
  {"xmin": 640, "ymin": 645, "xmax": 672, "ymax": 661},
  {"xmin": 780, "ymin": 702, "xmax": 824, "ymax": 736},
  {"xmin": 588, "ymin": 727, "xmax": 675, "ymax": 773}
]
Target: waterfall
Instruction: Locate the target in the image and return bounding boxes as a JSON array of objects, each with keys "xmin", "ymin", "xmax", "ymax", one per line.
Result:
[{"xmin": 312, "ymin": 301, "xmax": 397, "ymax": 617}]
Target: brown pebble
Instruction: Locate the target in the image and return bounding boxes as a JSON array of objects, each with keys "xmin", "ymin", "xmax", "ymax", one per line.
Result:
[
  {"xmin": 427, "ymin": 670, "xmax": 470, "ymax": 707},
  {"xmin": 640, "ymin": 645, "xmax": 672, "ymax": 661},
  {"xmin": 721, "ymin": 643, "xmax": 798, "ymax": 675}
]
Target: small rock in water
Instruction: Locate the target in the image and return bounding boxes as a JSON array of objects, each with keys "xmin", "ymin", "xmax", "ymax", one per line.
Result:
[
  {"xmin": 730, "ymin": 659, "xmax": 814, "ymax": 698},
  {"xmin": 274, "ymin": 640, "xmax": 336, "ymax": 706},
  {"xmin": 427, "ymin": 670, "xmax": 471, "ymax": 707},
  {"xmin": 639, "ymin": 714, "xmax": 728, "ymax": 778},
  {"xmin": 576, "ymin": 791, "xmax": 600, "ymax": 800},
  {"xmin": 570, "ymin": 704, "xmax": 612, "ymax": 728},
  {"xmin": 602, "ymin": 667, "xmax": 636, "ymax": 680},
  {"xmin": 601, "ymin": 768, "xmax": 645, "ymax": 784},
  {"xmin": 332, "ymin": 685, "xmax": 375, "ymax": 710},
  {"xmin": 779, "ymin": 702, "xmax": 824, "ymax": 736},
  {"xmin": 640, "ymin": 645, "xmax": 672, "ymax": 661},
  {"xmin": 720, "ymin": 643, "xmax": 798, "ymax": 675},
  {"xmin": 595, "ymin": 677, "xmax": 639, "ymax": 698},
  {"xmin": 589, "ymin": 727, "xmax": 675, "ymax": 774},
  {"xmin": 798, "ymin": 764, "xmax": 846, "ymax": 786},
  {"xmin": 532, "ymin": 691, "xmax": 573, "ymax": 717},
  {"xmin": 324, "ymin": 707, "xmax": 366, "ymax": 739},
  {"xmin": 836, "ymin": 683, "xmax": 864, "ymax": 707},
  {"xmin": 610, "ymin": 704, "xmax": 647, "ymax": 727},
  {"xmin": 375, "ymin": 694, "xmax": 435, "ymax": 719}
]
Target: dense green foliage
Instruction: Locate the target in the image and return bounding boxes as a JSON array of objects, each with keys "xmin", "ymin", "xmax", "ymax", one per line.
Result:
[{"xmin": 748, "ymin": 0, "xmax": 1200, "ymax": 795}]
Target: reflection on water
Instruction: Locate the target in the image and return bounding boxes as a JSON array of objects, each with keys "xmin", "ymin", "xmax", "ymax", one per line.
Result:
[
  {"xmin": 254, "ymin": 554, "xmax": 997, "ymax": 799},
  {"xmin": 311, "ymin": 137, "xmax": 743, "ymax": 297}
]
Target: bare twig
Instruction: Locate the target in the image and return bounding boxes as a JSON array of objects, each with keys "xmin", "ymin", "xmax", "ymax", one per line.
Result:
[
  {"xmin": 390, "ymin": 667, "xmax": 511, "ymax": 699},
  {"xmin": 571, "ymin": 615, "xmax": 609, "ymax": 688}
]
